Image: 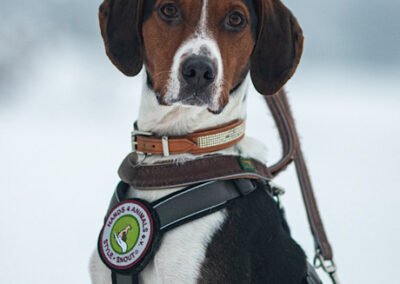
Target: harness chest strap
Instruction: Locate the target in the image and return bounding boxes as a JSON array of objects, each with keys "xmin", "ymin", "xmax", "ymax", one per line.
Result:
[
  {"xmin": 111, "ymin": 179, "xmax": 259, "ymax": 233},
  {"xmin": 132, "ymin": 120, "xmax": 245, "ymax": 156},
  {"xmin": 119, "ymin": 154, "xmax": 272, "ymax": 190}
]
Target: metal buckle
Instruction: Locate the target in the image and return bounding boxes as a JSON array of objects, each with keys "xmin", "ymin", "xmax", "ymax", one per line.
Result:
[
  {"xmin": 131, "ymin": 130, "xmax": 153, "ymax": 152},
  {"xmin": 131, "ymin": 130, "xmax": 170, "ymax": 157},
  {"xmin": 314, "ymin": 250, "xmax": 340, "ymax": 284},
  {"xmin": 270, "ymin": 182, "xmax": 285, "ymax": 209}
]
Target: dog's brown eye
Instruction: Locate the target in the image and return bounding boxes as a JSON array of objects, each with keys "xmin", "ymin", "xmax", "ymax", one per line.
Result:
[
  {"xmin": 159, "ymin": 3, "xmax": 180, "ymax": 21},
  {"xmin": 225, "ymin": 11, "xmax": 247, "ymax": 31}
]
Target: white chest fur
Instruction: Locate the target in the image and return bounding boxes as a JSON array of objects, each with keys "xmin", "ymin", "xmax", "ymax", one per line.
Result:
[
  {"xmin": 90, "ymin": 213, "xmax": 226, "ymax": 284},
  {"xmin": 139, "ymin": 214, "xmax": 225, "ymax": 283},
  {"xmin": 136, "ymin": 200, "xmax": 226, "ymax": 283},
  {"xmin": 108, "ymin": 188, "xmax": 227, "ymax": 283}
]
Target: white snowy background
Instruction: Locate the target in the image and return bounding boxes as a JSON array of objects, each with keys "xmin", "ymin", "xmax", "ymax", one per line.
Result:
[{"xmin": 1, "ymin": 0, "xmax": 399, "ymax": 283}]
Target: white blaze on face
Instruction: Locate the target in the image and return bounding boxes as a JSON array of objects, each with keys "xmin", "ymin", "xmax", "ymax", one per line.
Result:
[{"xmin": 165, "ymin": 0, "xmax": 224, "ymax": 112}]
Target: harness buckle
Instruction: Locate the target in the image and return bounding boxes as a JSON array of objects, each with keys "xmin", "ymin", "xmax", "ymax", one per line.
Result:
[
  {"xmin": 314, "ymin": 250, "xmax": 340, "ymax": 284},
  {"xmin": 131, "ymin": 130, "xmax": 153, "ymax": 152},
  {"xmin": 233, "ymin": 179, "xmax": 257, "ymax": 195},
  {"xmin": 269, "ymin": 182, "xmax": 285, "ymax": 209}
]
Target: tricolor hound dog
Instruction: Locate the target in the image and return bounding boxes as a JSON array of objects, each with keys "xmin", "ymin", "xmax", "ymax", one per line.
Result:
[{"xmin": 90, "ymin": 0, "xmax": 308, "ymax": 283}]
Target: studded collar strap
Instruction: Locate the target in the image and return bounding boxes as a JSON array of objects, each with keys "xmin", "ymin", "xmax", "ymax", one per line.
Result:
[{"xmin": 131, "ymin": 120, "xmax": 245, "ymax": 156}]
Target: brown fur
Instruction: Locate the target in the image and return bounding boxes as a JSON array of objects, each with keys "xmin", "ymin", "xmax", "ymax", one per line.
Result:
[
  {"xmin": 142, "ymin": 0, "xmax": 256, "ymax": 107},
  {"xmin": 206, "ymin": 0, "xmax": 255, "ymax": 107},
  {"xmin": 142, "ymin": 0, "xmax": 202, "ymax": 99}
]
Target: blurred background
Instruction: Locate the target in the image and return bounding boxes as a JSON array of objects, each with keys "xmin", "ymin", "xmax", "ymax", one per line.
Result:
[{"xmin": 1, "ymin": 0, "xmax": 399, "ymax": 283}]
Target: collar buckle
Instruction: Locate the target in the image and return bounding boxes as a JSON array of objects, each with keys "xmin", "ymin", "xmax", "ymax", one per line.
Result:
[
  {"xmin": 131, "ymin": 130, "xmax": 170, "ymax": 157},
  {"xmin": 131, "ymin": 130, "xmax": 153, "ymax": 153}
]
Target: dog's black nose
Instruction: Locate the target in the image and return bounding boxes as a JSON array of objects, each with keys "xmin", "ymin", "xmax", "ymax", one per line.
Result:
[{"xmin": 181, "ymin": 56, "xmax": 216, "ymax": 89}]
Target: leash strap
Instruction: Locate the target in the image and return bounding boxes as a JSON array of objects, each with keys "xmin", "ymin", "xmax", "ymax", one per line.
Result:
[{"xmin": 265, "ymin": 89, "xmax": 339, "ymax": 283}]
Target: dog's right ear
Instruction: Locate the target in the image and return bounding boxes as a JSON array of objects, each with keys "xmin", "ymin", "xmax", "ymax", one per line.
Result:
[{"xmin": 99, "ymin": 0, "xmax": 144, "ymax": 76}]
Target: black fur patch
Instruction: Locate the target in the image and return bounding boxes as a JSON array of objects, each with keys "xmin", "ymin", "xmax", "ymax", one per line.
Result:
[
  {"xmin": 242, "ymin": 0, "xmax": 258, "ymax": 40},
  {"xmin": 198, "ymin": 186, "xmax": 308, "ymax": 284},
  {"xmin": 143, "ymin": 0, "xmax": 155, "ymax": 21}
]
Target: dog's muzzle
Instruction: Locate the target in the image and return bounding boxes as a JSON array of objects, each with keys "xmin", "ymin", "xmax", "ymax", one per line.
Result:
[
  {"xmin": 182, "ymin": 55, "xmax": 216, "ymax": 89},
  {"xmin": 179, "ymin": 55, "xmax": 217, "ymax": 106}
]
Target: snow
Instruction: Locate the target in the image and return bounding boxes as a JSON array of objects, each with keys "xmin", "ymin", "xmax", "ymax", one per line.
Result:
[{"xmin": 1, "ymin": 39, "xmax": 399, "ymax": 283}]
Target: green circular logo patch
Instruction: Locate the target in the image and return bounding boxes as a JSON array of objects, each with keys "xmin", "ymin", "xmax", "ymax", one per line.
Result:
[
  {"xmin": 110, "ymin": 215, "xmax": 140, "ymax": 254},
  {"xmin": 99, "ymin": 200, "xmax": 155, "ymax": 271}
]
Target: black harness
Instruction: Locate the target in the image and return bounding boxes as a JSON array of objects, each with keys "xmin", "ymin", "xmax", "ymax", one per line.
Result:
[{"xmin": 98, "ymin": 179, "xmax": 321, "ymax": 284}]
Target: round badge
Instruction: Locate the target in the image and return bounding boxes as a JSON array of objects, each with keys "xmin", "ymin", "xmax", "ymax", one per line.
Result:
[{"xmin": 98, "ymin": 200, "xmax": 155, "ymax": 271}]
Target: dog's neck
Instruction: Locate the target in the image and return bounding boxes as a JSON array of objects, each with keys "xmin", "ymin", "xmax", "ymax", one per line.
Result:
[
  {"xmin": 134, "ymin": 73, "xmax": 267, "ymax": 166},
  {"xmin": 137, "ymin": 74, "xmax": 248, "ymax": 136}
]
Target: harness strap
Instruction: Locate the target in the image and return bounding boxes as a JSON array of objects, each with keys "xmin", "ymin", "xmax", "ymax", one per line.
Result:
[
  {"xmin": 119, "ymin": 154, "xmax": 271, "ymax": 190},
  {"xmin": 106, "ymin": 179, "xmax": 259, "ymax": 284},
  {"xmin": 265, "ymin": 90, "xmax": 339, "ymax": 283},
  {"xmin": 110, "ymin": 179, "xmax": 258, "ymax": 231},
  {"xmin": 111, "ymin": 272, "xmax": 138, "ymax": 284}
]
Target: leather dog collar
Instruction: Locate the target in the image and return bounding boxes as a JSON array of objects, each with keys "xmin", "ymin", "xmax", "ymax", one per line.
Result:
[{"xmin": 131, "ymin": 120, "xmax": 245, "ymax": 156}]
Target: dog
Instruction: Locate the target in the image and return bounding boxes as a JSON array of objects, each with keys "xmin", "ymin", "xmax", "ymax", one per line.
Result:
[{"xmin": 90, "ymin": 0, "xmax": 308, "ymax": 283}]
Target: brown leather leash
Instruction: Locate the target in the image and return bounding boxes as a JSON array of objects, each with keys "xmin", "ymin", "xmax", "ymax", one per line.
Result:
[{"xmin": 265, "ymin": 90, "xmax": 340, "ymax": 284}]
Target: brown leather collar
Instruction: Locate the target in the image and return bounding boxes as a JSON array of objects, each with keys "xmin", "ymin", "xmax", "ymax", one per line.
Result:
[
  {"xmin": 132, "ymin": 120, "xmax": 245, "ymax": 156},
  {"xmin": 119, "ymin": 153, "xmax": 272, "ymax": 190}
]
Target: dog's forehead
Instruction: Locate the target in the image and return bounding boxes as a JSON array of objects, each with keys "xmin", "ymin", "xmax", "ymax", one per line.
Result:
[
  {"xmin": 143, "ymin": 0, "xmax": 258, "ymax": 40},
  {"xmin": 143, "ymin": 0, "xmax": 257, "ymax": 21}
]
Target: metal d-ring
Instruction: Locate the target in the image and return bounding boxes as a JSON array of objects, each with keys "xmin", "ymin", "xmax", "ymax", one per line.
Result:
[
  {"xmin": 314, "ymin": 250, "xmax": 340, "ymax": 284},
  {"xmin": 270, "ymin": 182, "xmax": 286, "ymax": 209}
]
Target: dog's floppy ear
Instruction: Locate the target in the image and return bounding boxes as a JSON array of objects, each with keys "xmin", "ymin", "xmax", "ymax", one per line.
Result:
[
  {"xmin": 250, "ymin": 0, "xmax": 304, "ymax": 95},
  {"xmin": 99, "ymin": 0, "xmax": 144, "ymax": 76}
]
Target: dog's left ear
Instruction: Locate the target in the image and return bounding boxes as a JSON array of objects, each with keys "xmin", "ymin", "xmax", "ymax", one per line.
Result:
[
  {"xmin": 250, "ymin": 0, "xmax": 304, "ymax": 95},
  {"xmin": 99, "ymin": 0, "xmax": 144, "ymax": 76}
]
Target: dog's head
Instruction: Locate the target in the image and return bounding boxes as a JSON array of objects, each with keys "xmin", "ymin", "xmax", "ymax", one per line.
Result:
[{"xmin": 99, "ymin": 0, "xmax": 303, "ymax": 114}]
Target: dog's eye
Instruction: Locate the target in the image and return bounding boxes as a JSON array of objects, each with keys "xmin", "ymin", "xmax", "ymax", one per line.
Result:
[
  {"xmin": 159, "ymin": 3, "xmax": 180, "ymax": 21},
  {"xmin": 225, "ymin": 11, "xmax": 247, "ymax": 31}
]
